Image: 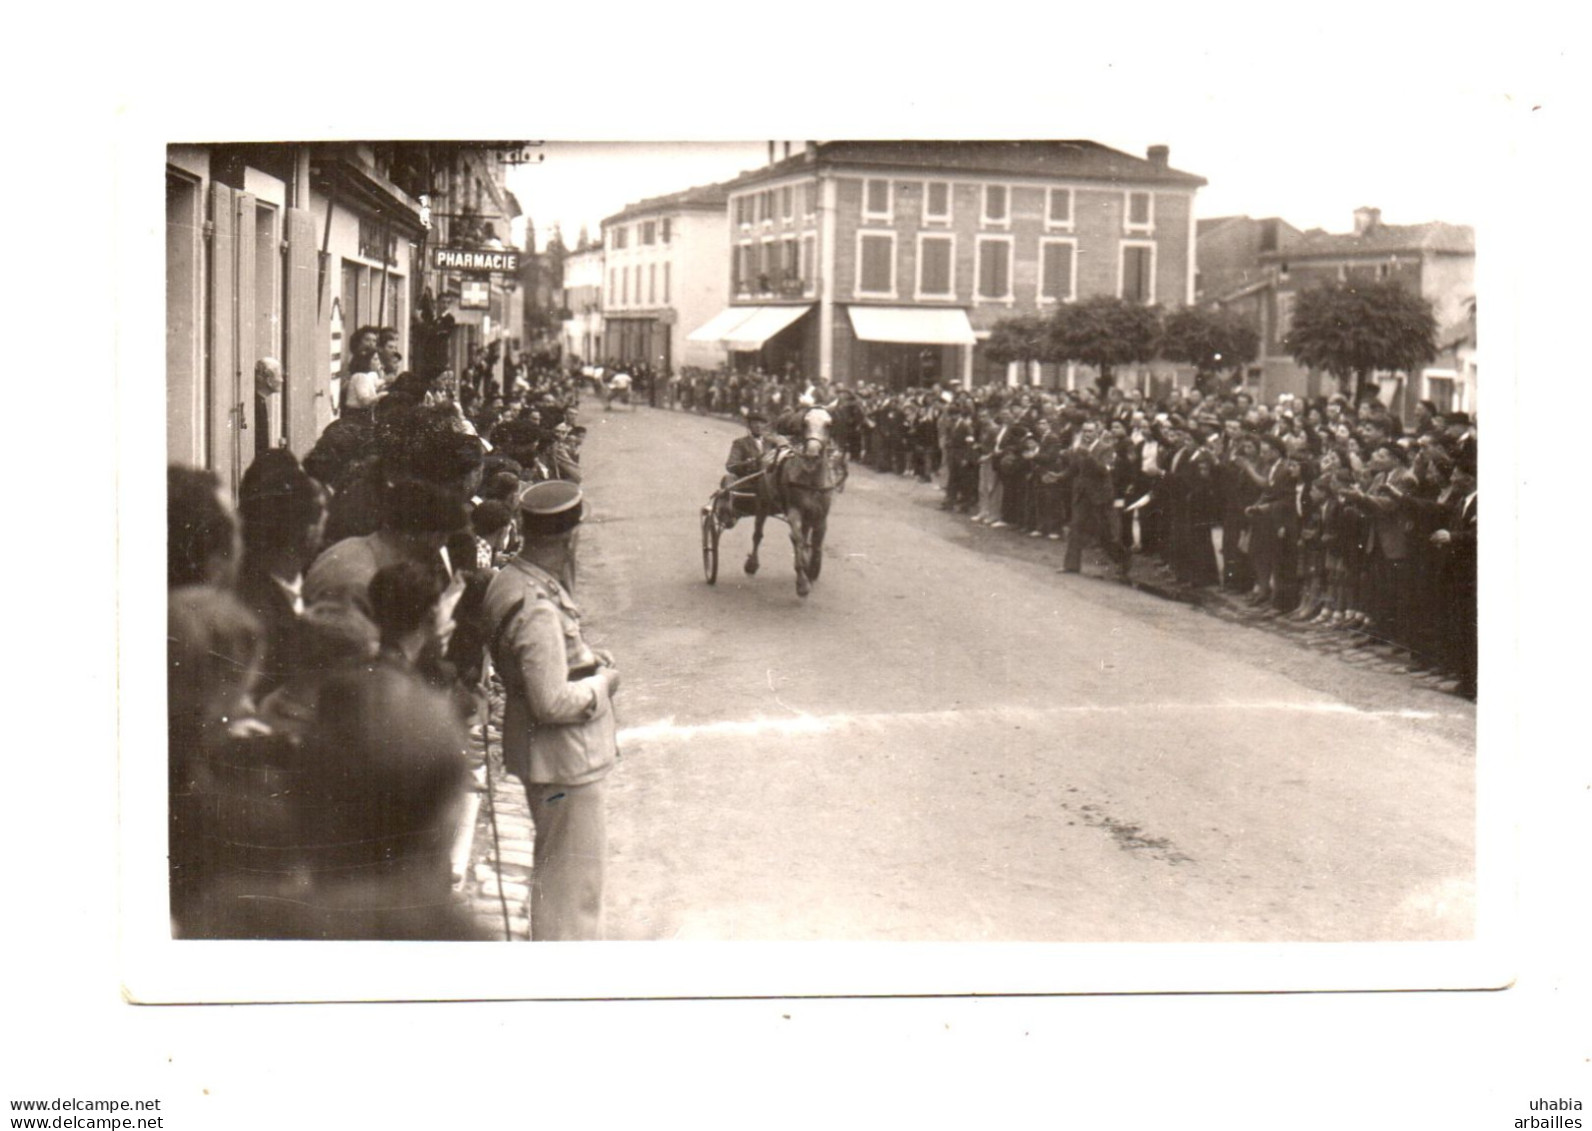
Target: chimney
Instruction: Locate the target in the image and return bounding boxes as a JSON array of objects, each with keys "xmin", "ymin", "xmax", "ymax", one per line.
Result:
[
  {"xmin": 1147, "ymin": 144, "xmax": 1169, "ymax": 170},
  {"xmin": 768, "ymin": 141, "xmax": 776, "ymax": 165},
  {"xmin": 1354, "ymin": 206, "xmax": 1381, "ymax": 235},
  {"xmin": 783, "ymin": 141, "xmax": 791, "ymax": 160}
]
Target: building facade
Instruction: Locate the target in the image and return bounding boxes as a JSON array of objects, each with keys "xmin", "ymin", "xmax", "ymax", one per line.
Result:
[
  {"xmin": 1210, "ymin": 207, "xmax": 1476, "ymax": 412},
  {"xmin": 688, "ymin": 140, "xmax": 1205, "ymax": 389},
  {"xmin": 601, "ymin": 181, "xmax": 731, "ymax": 373},
  {"xmin": 558, "ymin": 244, "xmax": 605, "ymax": 364},
  {"xmin": 166, "ymin": 142, "xmax": 525, "ymax": 496}
]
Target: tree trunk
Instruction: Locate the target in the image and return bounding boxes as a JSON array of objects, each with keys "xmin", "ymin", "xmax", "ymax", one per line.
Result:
[{"xmin": 1095, "ymin": 363, "xmax": 1115, "ymax": 397}]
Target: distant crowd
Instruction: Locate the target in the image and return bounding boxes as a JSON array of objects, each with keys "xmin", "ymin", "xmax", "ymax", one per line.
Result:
[{"xmin": 671, "ymin": 365, "xmax": 1478, "ymax": 699}]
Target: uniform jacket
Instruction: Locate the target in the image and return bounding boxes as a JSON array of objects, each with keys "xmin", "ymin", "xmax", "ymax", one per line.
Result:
[{"xmin": 482, "ymin": 557, "xmax": 617, "ymax": 786}]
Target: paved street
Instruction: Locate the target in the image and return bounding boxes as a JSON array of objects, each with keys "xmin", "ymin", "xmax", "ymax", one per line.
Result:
[{"xmin": 520, "ymin": 403, "xmax": 1475, "ymax": 942}]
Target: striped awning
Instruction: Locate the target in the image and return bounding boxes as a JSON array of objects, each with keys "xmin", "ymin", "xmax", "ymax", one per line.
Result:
[{"xmin": 688, "ymin": 305, "xmax": 811, "ymax": 350}]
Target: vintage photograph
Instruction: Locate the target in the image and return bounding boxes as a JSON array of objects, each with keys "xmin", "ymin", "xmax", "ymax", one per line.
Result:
[{"xmin": 159, "ymin": 137, "xmax": 1481, "ymax": 963}]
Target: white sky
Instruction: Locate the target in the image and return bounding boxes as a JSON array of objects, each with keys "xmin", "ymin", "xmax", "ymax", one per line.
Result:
[
  {"xmin": 499, "ymin": 63, "xmax": 1549, "ymax": 253},
  {"xmin": 508, "ymin": 112, "xmax": 1490, "ymax": 253}
]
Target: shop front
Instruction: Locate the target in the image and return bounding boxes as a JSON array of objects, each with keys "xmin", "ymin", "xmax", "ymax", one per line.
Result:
[{"xmin": 845, "ymin": 306, "xmax": 977, "ymax": 391}]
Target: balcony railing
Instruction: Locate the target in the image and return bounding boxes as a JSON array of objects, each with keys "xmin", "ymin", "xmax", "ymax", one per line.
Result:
[{"xmin": 732, "ymin": 273, "xmax": 813, "ymax": 300}]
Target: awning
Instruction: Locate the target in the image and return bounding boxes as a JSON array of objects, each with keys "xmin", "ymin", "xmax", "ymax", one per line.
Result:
[
  {"xmin": 723, "ymin": 305, "xmax": 810, "ymax": 351},
  {"xmin": 688, "ymin": 305, "xmax": 812, "ymax": 350},
  {"xmin": 847, "ymin": 306, "xmax": 977, "ymax": 346},
  {"xmin": 686, "ymin": 306, "xmax": 760, "ymax": 343}
]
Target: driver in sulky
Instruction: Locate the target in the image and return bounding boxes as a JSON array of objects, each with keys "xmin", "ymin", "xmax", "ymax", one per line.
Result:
[{"xmin": 717, "ymin": 409, "xmax": 774, "ymax": 528}]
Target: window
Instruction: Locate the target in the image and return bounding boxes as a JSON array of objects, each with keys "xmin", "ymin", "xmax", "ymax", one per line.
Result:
[
  {"xmin": 608, "ymin": 268, "xmax": 616, "ymax": 305},
  {"xmin": 641, "ymin": 220, "xmax": 656, "ymax": 245},
  {"xmin": 736, "ymin": 196, "xmax": 751, "ymax": 227},
  {"xmin": 1125, "ymin": 191, "xmax": 1153, "ymax": 233},
  {"xmin": 1120, "ymin": 242, "xmax": 1155, "ymax": 303},
  {"xmin": 1040, "ymin": 239, "xmax": 1076, "ymax": 302},
  {"xmin": 804, "ymin": 182, "xmax": 817, "ymax": 218},
  {"xmin": 663, "ymin": 261, "xmax": 671, "ymax": 303},
  {"xmin": 735, "ymin": 244, "xmax": 754, "ymax": 292},
  {"xmin": 857, "ymin": 232, "xmax": 895, "ymax": 295},
  {"xmin": 918, "ymin": 234, "xmax": 954, "ymax": 298},
  {"xmin": 924, "ymin": 181, "xmax": 951, "ymax": 223},
  {"xmin": 782, "ymin": 185, "xmax": 793, "ymax": 219},
  {"xmin": 661, "ymin": 217, "xmax": 671, "ymax": 243},
  {"xmin": 782, "ymin": 236, "xmax": 798, "ymax": 289},
  {"xmin": 1275, "ymin": 291, "xmax": 1297, "ymax": 340},
  {"xmin": 802, "ymin": 234, "xmax": 816, "ymax": 288},
  {"xmin": 621, "ymin": 265, "xmax": 629, "ymax": 305},
  {"xmin": 982, "ymin": 184, "xmax": 1008, "ymax": 225},
  {"xmin": 648, "ymin": 263, "xmax": 656, "ymax": 304},
  {"xmin": 763, "ymin": 190, "xmax": 775, "ymax": 224},
  {"xmin": 864, "ymin": 178, "xmax": 891, "ymax": 220},
  {"xmin": 1046, "ymin": 187, "xmax": 1073, "ymax": 228},
  {"xmin": 977, "ymin": 236, "xmax": 1012, "ymax": 300},
  {"xmin": 612, "ymin": 226, "xmax": 627, "ymax": 249}
]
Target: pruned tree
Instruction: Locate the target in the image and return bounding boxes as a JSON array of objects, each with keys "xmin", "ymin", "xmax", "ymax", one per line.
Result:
[
  {"xmin": 1284, "ymin": 280, "xmax": 1438, "ymax": 403},
  {"xmin": 983, "ymin": 314, "xmax": 1053, "ymax": 369},
  {"xmin": 1049, "ymin": 296, "xmax": 1162, "ymax": 395},
  {"xmin": 1157, "ymin": 306, "xmax": 1259, "ymax": 392}
]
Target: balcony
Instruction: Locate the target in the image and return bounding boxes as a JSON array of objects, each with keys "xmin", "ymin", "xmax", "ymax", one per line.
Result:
[{"xmin": 732, "ymin": 273, "xmax": 812, "ymax": 301}]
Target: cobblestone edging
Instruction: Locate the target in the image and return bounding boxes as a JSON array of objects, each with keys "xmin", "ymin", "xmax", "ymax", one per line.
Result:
[{"xmin": 455, "ymin": 688, "xmax": 536, "ymax": 941}]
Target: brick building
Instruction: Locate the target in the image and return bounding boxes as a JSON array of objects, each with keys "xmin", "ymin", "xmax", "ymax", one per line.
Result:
[
  {"xmin": 601, "ymin": 180, "xmax": 732, "ymax": 373},
  {"xmin": 1208, "ymin": 206, "xmax": 1475, "ymax": 412},
  {"xmin": 687, "ymin": 140, "xmax": 1205, "ymax": 389}
]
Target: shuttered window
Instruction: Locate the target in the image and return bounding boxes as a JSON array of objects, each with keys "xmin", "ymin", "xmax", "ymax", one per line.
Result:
[
  {"xmin": 977, "ymin": 238, "xmax": 1011, "ymax": 298},
  {"xmin": 1041, "ymin": 241, "xmax": 1075, "ymax": 300},
  {"xmin": 858, "ymin": 233, "xmax": 894, "ymax": 294},
  {"xmin": 983, "ymin": 185, "xmax": 1007, "ymax": 224},
  {"xmin": 919, "ymin": 236, "xmax": 953, "ymax": 297},
  {"xmin": 864, "ymin": 178, "xmax": 891, "ymax": 218},
  {"xmin": 1122, "ymin": 244, "xmax": 1153, "ymax": 303}
]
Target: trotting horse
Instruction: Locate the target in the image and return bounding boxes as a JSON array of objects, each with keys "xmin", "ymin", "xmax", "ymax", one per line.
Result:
[{"xmin": 744, "ymin": 407, "xmax": 846, "ymax": 598}]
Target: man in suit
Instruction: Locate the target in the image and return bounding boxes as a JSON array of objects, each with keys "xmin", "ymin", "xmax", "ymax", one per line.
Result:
[
  {"xmin": 1060, "ymin": 419, "xmax": 1130, "ymax": 576},
  {"xmin": 718, "ymin": 410, "xmax": 773, "ymax": 528}
]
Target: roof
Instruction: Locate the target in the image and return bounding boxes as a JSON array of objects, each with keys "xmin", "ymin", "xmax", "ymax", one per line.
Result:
[
  {"xmin": 602, "ymin": 179, "xmax": 733, "ymax": 225},
  {"xmin": 1266, "ymin": 220, "xmax": 1474, "ymax": 259},
  {"xmin": 727, "ymin": 139, "xmax": 1206, "ymax": 190},
  {"xmin": 1198, "ymin": 215, "xmax": 1245, "ymax": 236}
]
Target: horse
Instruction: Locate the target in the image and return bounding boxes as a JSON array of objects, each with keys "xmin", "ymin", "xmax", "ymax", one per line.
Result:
[{"xmin": 744, "ymin": 407, "xmax": 846, "ymax": 598}]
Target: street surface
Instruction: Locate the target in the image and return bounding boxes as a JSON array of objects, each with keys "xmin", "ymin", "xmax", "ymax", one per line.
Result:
[{"xmin": 570, "ymin": 404, "xmax": 1475, "ymax": 942}]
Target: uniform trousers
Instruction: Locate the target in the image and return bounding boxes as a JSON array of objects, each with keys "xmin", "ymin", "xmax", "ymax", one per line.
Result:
[{"xmin": 521, "ymin": 776, "xmax": 607, "ymax": 941}]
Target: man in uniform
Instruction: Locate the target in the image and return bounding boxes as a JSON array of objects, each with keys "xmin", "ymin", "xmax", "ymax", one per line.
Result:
[{"xmin": 482, "ymin": 480, "xmax": 621, "ymax": 941}]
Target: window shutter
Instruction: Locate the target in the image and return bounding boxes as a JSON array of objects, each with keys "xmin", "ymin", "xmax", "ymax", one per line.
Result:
[
  {"xmin": 207, "ymin": 182, "xmax": 237, "ymax": 488},
  {"xmin": 284, "ymin": 205, "xmax": 325, "ymax": 451}
]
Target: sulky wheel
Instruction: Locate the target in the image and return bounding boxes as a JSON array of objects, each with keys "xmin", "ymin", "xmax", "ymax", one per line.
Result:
[{"xmin": 701, "ymin": 507, "xmax": 720, "ymax": 584}]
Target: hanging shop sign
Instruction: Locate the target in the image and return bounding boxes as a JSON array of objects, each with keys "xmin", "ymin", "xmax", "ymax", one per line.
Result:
[
  {"xmin": 460, "ymin": 279, "xmax": 491, "ymax": 309},
  {"xmin": 431, "ymin": 246, "xmax": 519, "ymax": 273}
]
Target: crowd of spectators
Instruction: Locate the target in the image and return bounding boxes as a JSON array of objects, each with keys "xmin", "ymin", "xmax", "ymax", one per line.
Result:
[
  {"xmin": 167, "ymin": 336, "xmax": 594, "ymax": 940},
  {"xmin": 671, "ymin": 367, "xmax": 1478, "ymax": 699}
]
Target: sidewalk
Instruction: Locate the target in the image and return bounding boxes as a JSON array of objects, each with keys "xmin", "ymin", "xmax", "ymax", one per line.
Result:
[{"xmin": 455, "ymin": 684, "xmax": 536, "ymax": 941}]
